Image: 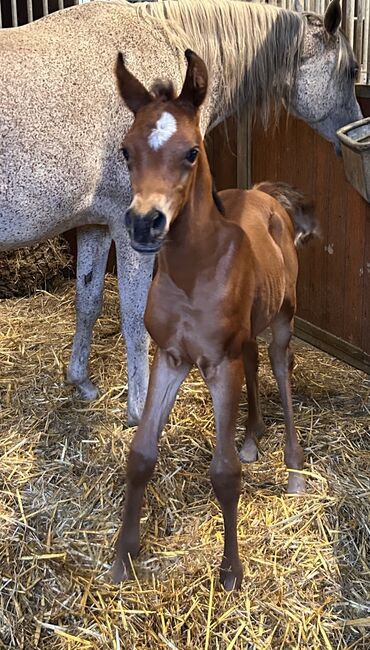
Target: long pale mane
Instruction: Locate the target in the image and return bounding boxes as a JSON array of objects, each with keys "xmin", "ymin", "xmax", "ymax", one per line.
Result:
[{"xmin": 123, "ymin": 0, "xmax": 354, "ymax": 124}]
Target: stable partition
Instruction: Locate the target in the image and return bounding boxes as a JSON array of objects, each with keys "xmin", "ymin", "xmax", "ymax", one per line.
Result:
[{"xmin": 207, "ymin": 97, "xmax": 370, "ymax": 374}]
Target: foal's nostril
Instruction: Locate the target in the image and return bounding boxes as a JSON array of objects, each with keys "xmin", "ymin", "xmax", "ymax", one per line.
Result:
[{"xmin": 150, "ymin": 211, "xmax": 166, "ymax": 236}]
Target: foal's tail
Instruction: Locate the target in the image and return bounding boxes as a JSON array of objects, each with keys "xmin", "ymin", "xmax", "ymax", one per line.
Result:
[{"xmin": 254, "ymin": 181, "xmax": 319, "ymax": 247}]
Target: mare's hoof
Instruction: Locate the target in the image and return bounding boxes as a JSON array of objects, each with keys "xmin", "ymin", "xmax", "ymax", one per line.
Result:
[
  {"xmin": 111, "ymin": 557, "xmax": 132, "ymax": 584},
  {"xmin": 75, "ymin": 379, "xmax": 100, "ymax": 401},
  {"xmin": 127, "ymin": 413, "xmax": 140, "ymax": 428},
  {"xmin": 287, "ymin": 472, "xmax": 306, "ymax": 494},
  {"xmin": 220, "ymin": 559, "xmax": 243, "ymax": 591},
  {"xmin": 240, "ymin": 438, "xmax": 259, "ymax": 463},
  {"xmin": 127, "ymin": 400, "xmax": 145, "ymax": 428}
]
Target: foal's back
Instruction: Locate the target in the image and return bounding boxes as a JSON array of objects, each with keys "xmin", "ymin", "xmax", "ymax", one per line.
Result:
[{"xmin": 218, "ymin": 187, "xmax": 299, "ymax": 335}]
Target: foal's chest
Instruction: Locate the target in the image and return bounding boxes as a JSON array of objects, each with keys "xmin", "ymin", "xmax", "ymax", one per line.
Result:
[{"xmin": 145, "ymin": 266, "xmax": 243, "ymax": 365}]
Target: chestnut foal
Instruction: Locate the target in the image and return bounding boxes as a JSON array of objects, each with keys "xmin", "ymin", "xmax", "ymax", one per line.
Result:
[{"xmin": 112, "ymin": 51, "xmax": 317, "ymax": 589}]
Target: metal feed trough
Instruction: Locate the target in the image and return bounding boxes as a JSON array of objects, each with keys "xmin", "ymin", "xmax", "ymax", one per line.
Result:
[{"xmin": 337, "ymin": 117, "xmax": 370, "ymax": 202}]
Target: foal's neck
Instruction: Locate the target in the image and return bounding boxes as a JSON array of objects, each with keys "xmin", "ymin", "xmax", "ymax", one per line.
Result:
[
  {"xmin": 168, "ymin": 147, "xmax": 218, "ymax": 249},
  {"xmin": 158, "ymin": 147, "xmax": 224, "ymax": 290}
]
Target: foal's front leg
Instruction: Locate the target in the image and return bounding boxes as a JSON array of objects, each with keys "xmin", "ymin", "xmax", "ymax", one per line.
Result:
[
  {"xmin": 205, "ymin": 357, "xmax": 244, "ymax": 591},
  {"xmin": 112, "ymin": 349, "xmax": 190, "ymax": 584}
]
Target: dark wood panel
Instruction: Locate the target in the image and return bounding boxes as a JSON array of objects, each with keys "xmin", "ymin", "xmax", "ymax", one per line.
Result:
[
  {"xmin": 206, "ymin": 116, "xmax": 238, "ymax": 191},
  {"xmin": 362, "ymin": 210, "xmax": 370, "ymax": 355},
  {"xmin": 343, "ymin": 189, "xmax": 365, "ymax": 346},
  {"xmin": 324, "ymin": 139, "xmax": 346, "ymax": 339},
  {"xmin": 251, "ymin": 108, "xmax": 370, "ymax": 368}
]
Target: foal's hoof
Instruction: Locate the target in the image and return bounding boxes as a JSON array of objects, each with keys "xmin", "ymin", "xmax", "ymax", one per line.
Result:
[
  {"xmin": 220, "ymin": 558, "xmax": 243, "ymax": 591},
  {"xmin": 287, "ymin": 472, "xmax": 306, "ymax": 494},
  {"xmin": 111, "ymin": 557, "xmax": 132, "ymax": 584},
  {"xmin": 240, "ymin": 438, "xmax": 259, "ymax": 463}
]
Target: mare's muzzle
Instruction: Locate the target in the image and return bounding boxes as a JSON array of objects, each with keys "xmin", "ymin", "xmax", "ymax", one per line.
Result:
[{"xmin": 125, "ymin": 208, "xmax": 167, "ymax": 253}]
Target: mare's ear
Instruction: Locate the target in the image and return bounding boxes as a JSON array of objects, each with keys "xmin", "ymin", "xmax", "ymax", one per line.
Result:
[
  {"xmin": 177, "ymin": 49, "xmax": 208, "ymax": 110},
  {"xmin": 115, "ymin": 52, "xmax": 153, "ymax": 114},
  {"xmin": 324, "ymin": 0, "xmax": 341, "ymax": 35},
  {"xmin": 293, "ymin": 0, "xmax": 303, "ymax": 13}
]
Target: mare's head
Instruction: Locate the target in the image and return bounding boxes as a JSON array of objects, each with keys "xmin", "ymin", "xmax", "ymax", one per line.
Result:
[
  {"xmin": 291, "ymin": 0, "xmax": 362, "ymax": 147},
  {"xmin": 116, "ymin": 50, "xmax": 208, "ymax": 254}
]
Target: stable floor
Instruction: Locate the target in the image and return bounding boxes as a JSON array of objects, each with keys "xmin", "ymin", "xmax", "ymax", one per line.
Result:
[{"xmin": 0, "ymin": 276, "xmax": 369, "ymax": 649}]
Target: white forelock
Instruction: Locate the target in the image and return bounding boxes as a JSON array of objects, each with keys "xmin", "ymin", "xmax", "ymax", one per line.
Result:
[{"xmin": 148, "ymin": 111, "xmax": 177, "ymax": 150}]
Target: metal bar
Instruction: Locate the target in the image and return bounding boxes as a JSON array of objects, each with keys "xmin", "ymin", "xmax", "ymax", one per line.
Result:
[
  {"xmin": 0, "ymin": 0, "xmax": 2, "ymax": 28},
  {"xmin": 362, "ymin": 0, "xmax": 370, "ymax": 84},
  {"xmin": 58, "ymin": 0, "xmax": 64, "ymax": 10},
  {"xmin": 355, "ymin": 3, "xmax": 366, "ymax": 83},
  {"xmin": 345, "ymin": 0, "xmax": 355, "ymax": 44},
  {"xmin": 11, "ymin": 0, "xmax": 18, "ymax": 26},
  {"xmin": 27, "ymin": 0, "xmax": 33, "ymax": 23},
  {"xmin": 43, "ymin": 0, "xmax": 49, "ymax": 17}
]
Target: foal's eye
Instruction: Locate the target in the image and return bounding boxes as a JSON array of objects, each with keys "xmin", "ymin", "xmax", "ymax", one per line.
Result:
[
  {"xmin": 350, "ymin": 66, "xmax": 359, "ymax": 80},
  {"xmin": 121, "ymin": 147, "xmax": 130, "ymax": 162},
  {"xmin": 185, "ymin": 147, "xmax": 199, "ymax": 164}
]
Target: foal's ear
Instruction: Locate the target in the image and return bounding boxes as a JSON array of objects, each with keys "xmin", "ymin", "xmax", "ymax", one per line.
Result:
[
  {"xmin": 115, "ymin": 52, "xmax": 153, "ymax": 115},
  {"xmin": 177, "ymin": 49, "xmax": 208, "ymax": 110},
  {"xmin": 324, "ymin": 0, "xmax": 342, "ymax": 35}
]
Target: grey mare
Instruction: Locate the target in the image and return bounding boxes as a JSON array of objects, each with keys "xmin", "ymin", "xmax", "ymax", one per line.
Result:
[{"xmin": 0, "ymin": 0, "xmax": 362, "ymax": 425}]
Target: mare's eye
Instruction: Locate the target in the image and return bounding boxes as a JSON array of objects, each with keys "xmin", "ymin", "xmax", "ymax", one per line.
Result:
[
  {"xmin": 350, "ymin": 66, "xmax": 359, "ymax": 80},
  {"xmin": 185, "ymin": 147, "xmax": 199, "ymax": 164},
  {"xmin": 121, "ymin": 147, "xmax": 130, "ymax": 162}
]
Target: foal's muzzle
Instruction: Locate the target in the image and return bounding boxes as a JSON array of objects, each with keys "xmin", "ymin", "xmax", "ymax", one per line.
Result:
[{"xmin": 125, "ymin": 208, "xmax": 167, "ymax": 254}]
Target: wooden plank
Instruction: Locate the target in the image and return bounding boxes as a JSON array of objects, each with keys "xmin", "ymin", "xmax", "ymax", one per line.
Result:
[
  {"xmin": 362, "ymin": 206, "xmax": 370, "ymax": 354},
  {"xmin": 294, "ymin": 317, "xmax": 370, "ymax": 374},
  {"xmin": 343, "ymin": 185, "xmax": 366, "ymax": 347},
  {"xmin": 237, "ymin": 109, "xmax": 251, "ymax": 189},
  {"xmin": 299, "ymin": 128, "xmax": 324, "ymax": 324},
  {"xmin": 323, "ymin": 140, "xmax": 346, "ymax": 338},
  {"xmin": 207, "ymin": 117, "xmax": 237, "ymax": 191}
]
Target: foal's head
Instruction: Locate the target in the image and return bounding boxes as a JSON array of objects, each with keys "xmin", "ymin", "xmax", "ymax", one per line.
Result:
[{"xmin": 116, "ymin": 50, "xmax": 208, "ymax": 253}]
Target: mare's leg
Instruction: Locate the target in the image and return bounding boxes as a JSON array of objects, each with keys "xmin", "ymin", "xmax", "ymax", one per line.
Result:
[
  {"xmin": 269, "ymin": 310, "xmax": 305, "ymax": 494},
  {"xmin": 112, "ymin": 349, "xmax": 190, "ymax": 583},
  {"xmin": 240, "ymin": 339, "xmax": 266, "ymax": 463},
  {"xmin": 115, "ymin": 230, "xmax": 155, "ymax": 426},
  {"xmin": 205, "ymin": 357, "xmax": 244, "ymax": 591},
  {"xmin": 67, "ymin": 226, "xmax": 112, "ymax": 399}
]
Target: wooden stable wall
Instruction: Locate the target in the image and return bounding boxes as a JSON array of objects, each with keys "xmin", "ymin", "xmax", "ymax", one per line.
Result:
[{"xmin": 206, "ymin": 99, "xmax": 370, "ymax": 374}]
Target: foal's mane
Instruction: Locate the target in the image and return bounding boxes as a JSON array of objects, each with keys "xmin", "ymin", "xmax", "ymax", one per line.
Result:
[{"xmin": 122, "ymin": 0, "xmax": 354, "ymax": 125}]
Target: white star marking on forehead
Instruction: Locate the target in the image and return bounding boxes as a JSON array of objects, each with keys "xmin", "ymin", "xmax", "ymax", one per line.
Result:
[{"xmin": 148, "ymin": 111, "xmax": 177, "ymax": 150}]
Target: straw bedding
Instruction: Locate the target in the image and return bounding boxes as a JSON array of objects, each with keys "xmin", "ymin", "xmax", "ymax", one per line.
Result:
[
  {"xmin": 0, "ymin": 275, "xmax": 369, "ymax": 649},
  {"xmin": 0, "ymin": 237, "xmax": 73, "ymax": 299}
]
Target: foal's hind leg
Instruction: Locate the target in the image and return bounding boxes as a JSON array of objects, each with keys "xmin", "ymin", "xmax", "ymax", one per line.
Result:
[
  {"xmin": 240, "ymin": 340, "xmax": 266, "ymax": 463},
  {"xmin": 67, "ymin": 226, "xmax": 112, "ymax": 399},
  {"xmin": 205, "ymin": 357, "xmax": 244, "ymax": 591},
  {"xmin": 115, "ymin": 230, "xmax": 155, "ymax": 426},
  {"xmin": 268, "ymin": 310, "xmax": 305, "ymax": 494},
  {"xmin": 112, "ymin": 349, "xmax": 190, "ymax": 584}
]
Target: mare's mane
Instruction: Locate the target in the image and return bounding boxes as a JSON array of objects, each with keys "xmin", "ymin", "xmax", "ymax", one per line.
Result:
[{"xmin": 119, "ymin": 0, "xmax": 354, "ymax": 125}]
